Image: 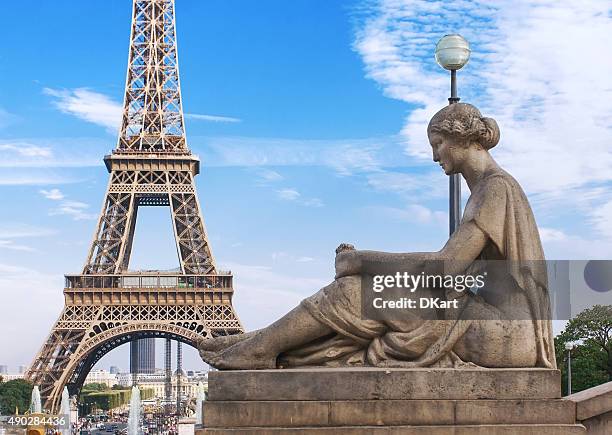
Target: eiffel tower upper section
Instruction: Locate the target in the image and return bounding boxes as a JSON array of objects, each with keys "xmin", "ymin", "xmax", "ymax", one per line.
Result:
[
  {"xmin": 83, "ymin": 0, "xmax": 220, "ymax": 276},
  {"xmin": 117, "ymin": 0, "xmax": 188, "ymax": 155}
]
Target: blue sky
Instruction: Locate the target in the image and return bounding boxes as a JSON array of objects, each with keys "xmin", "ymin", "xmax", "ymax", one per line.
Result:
[{"xmin": 1, "ymin": 0, "xmax": 611, "ymax": 373}]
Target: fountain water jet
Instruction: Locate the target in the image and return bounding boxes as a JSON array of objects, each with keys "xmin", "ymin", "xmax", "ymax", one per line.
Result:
[
  {"xmin": 59, "ymin": 387, "xmax": 71, "ymax": 435},
  {"xmin": 29, "ymin": 386, "xmax": 42, "ymax": 414},
  {"xmin": 195, "ymin": 382, "xmax": 205, "ymax": 425},
  {"xmin": 127, "ymin": 386, "xmax": 142, "ymax": 435}
]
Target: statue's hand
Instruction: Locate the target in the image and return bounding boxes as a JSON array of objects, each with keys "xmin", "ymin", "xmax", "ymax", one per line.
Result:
[{"xmin": 335, "ymin": 244, "xmax": 361, "ymax": 278}]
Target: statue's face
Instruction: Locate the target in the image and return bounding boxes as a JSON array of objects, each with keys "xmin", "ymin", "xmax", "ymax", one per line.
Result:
[{"xmin": 429, "ymin": 132, "xmax": 462, "ymax": 175}]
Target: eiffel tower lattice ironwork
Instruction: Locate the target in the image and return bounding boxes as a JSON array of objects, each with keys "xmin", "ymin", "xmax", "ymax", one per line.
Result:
[{"xmin": 26, "ymin": 0, "xmax": 243, "ymax": 411}]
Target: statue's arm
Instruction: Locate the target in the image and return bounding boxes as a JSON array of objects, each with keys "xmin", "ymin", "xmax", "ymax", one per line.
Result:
[{"xmin": 335, "ymin": 221, "xmax": 488, "ymax": 278}]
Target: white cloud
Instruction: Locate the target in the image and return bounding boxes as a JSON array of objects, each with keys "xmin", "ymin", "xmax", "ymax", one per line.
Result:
[
  {"xmin": 353, "ymin": 0, "xmax": 612, "ymax": 239},
  {"xmin": 0, "ymin": 171, "xmax": 78, "ymax": 186},
  {"xmin": 40, "ymin": 188, "xmax": 65, "ymax": 200},
  {"xmin": 186, "ymin": 113, "xmax": 241, "ymax": 123},
  {"xmin": 277, "ymin": 188, "xmax": 301, "ymax": 201},
  {"xmin": 222, "ymin": 261, "xmax": 329, "ymax": 331},
  {"xmin": 303, "ymin": 198, "xmax": 324, "ymax": 208},
  {"xmin": 200, "ymin": 135, "xmax": 407, "ymax": 174},
  {"xmin": 276, "ymin": 188, "xmax": 324, "ymax": 207},
  {"xmin": 0, "ymin": 240, "xmax": 35, "ymax": 252},
  {"xmin": 0, "ymin": 138, "xmax": 103, "ymax": 169},
  {"xmin": 591, "ymin": 199, "xmax": 612, "ymax": 240},
  {"xmin": 271, "ymin": 252, "xmax": 317, "ymax": 264},
  {"xmin": 539, "ymin": 227, "xmax": 567, "ymax": 243},
  {"xmin": 0, "ymin": 224, "xmax": 57, "ymax": 253},
  {"xmin": 43, "ymin": 87, "xmax": 122, "ymax": 133},
  {"xmin": 48, "ymin": 200, "xmax": 96, "ymax": 221},
  {"xmin": 256, "ymin": 169, "xmax": 284, "ymax": 183},
  {"xmin": 40, "ymin": 190, "xmax": 96, "ymax": 221},
  {"xmin": 367, "ymin": 170, "xmax": 447, "ymax": 199},
  {"xmin": 377, "ymin": 203, "xmax": 447, "ymax": 227},
  {"xmin": 42, "ymin": 87, "xmax": 242, "ymax": 133},
  {"xmin": 0, "ymin": 143, "xmax": 52, "ymax": 158}
]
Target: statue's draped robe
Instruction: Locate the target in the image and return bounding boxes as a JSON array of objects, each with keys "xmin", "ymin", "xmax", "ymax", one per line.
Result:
[{"xmin": 279, "ymin": 170, "xmax": 556, "ymax": 369}]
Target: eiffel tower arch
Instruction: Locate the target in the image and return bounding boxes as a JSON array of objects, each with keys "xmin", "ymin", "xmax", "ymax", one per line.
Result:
[{"xmin": 26, "ymin": 0, "xmax": 243, "ymax": 411}]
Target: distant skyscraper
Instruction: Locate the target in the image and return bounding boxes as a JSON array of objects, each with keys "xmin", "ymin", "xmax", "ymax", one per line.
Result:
[
  {"xmin": 109, "ymin": 366, "xmax": 119, "ymax": 375},
  {"xmin": 18, "ymin": 365, "xmax": 27, "ymax": 374},
  {"xmin": 130, "ymin": 338, "xmax": 155, "ymax": 375},
  {"xmin": 0, "ymin": 365, "xmax": 7, "ymax": 374}
]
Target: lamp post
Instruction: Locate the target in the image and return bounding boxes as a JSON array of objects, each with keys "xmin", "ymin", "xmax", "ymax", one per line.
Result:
[
  {"xmin": 435, "ymin": 34, "xmax": 471, "ymax": 235},
  {"xmin": 565, "ymin": 342, "xmax": 575, "ymax": 395}
]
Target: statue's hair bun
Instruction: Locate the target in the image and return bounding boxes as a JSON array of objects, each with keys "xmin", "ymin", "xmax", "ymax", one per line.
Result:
[
  {"xmin": 428, "ymin": 103, "xmax": 500, "ymax": 150},
  {"xmin": 480, "ymin": 117, "xmax": 500, "ymax": 150}
]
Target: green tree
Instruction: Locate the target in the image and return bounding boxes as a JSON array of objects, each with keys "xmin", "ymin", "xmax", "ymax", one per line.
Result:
[
  {"xmin": 81, "ymin": 383, "xmax": 107, "ymax": 392},
  {"xmin": 111, "ymin": 384, "xmax": 128, "ymax": 390},
  {"xmin": 0, "ymin": 379, "xmax": 33, "ymax": 414},
  {"xmin": 555, "ymin": 305, "xmax": 612, "ymax": 395}
]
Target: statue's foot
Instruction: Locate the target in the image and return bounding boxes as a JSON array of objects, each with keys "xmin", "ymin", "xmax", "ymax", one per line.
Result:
[
  {"xmin": 196, "ymin": 330, "xmax": 259, "ymax": 353},
  {"xmin": 199, "ymin": 340, "xmax": 277, "ymax": 370}
]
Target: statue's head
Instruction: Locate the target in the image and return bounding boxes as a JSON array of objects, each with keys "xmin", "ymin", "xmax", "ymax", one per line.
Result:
[{"xmin": 427, "ymin": 103, "xmax": 500, "ymax": 175}]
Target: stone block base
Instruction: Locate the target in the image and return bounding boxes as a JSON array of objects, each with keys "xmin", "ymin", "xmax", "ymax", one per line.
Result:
[{"xmin": 198, "ymin": 368, "xmax": 585, "ymax": 434}]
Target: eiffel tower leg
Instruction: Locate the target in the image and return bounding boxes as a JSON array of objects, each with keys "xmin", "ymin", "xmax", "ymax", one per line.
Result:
[
  {"xmin": 170, "ymin": 193, "xmax": 216, "ymax": 275},
  {"xmin": 84, "ymin": 189, "xmax": 137, "ymax": 274}
]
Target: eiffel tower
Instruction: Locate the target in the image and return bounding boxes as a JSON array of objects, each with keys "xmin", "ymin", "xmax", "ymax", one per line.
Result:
[{"xmin": 26, "ymin": 0, "xmax": 243, "ymax": 411}]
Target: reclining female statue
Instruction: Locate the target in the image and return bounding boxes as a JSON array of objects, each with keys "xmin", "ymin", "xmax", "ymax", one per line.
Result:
[{"xmin": 197, "ymin": 103, "xmax": 556, "ymax": 370}]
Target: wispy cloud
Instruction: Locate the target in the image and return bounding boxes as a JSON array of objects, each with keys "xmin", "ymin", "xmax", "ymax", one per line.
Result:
[
  {"xmin": 222, "ymin": 261, "xmax": 328, "ymax": 330},
  {"xmin": 0, "ymin": 138, "xmax": 104, "ymax": 168},
  {"xmin": 377, "ymin": 204, "xmax": 447, "ymax": 227},
  {"xmin": 43, "ymin": 87, "xmax": 122, "ymax": 133},
  {"xmin": 277, "ymin": 188, "xmax": 301, "ymax": 201},
  {"xmin": 40, "ymin": 190, "xmax": 96, "ymax": 221},
  {"xmin": 0, "ymin": 240, "xmax": 35, "ymax": 252},
  {"xmin": 42, "ymin": 87, "xmax": 243, "ymax": 133},
  {"xmin": 0, "ymin": 143, "xmax": 51, "ymax": 158},
  {"xmin": 48, "ymin": 200, "xmax": 96, "ymax": 221},
  {"xmin": 186, "ymin": 113, "xmax": 241, "ymax": 123},
  {"xmin": 353, "ymin": 0, "xmax": 612, "ymax": 238},
  {"xmin": 539, "ymin": 227, "xmax": 567, "ymax": 243},
  {"xmin": 40, "ymin": 188, "xmax": 65, "ymax": 200},
  {"xmin": 199, "ymin": 135, "xmax": 408, "ymax": 174},
  {"xmin": 276, "ymin": 188, "xmax": 324, "ymax": 207},
  {"xmin": 0, "ymin": 224, "xmax": 56, "ymax": 239},
  {"xmin": 367, "ymin": 170, "xmax": 446, "ymax": 199},
  {"xmin": 0, "ymin": 171, "xmax": 78, "ymax": 186},
  {"xmin": 0, "ymin": 224, "xmax": 57, "ymax": 253},
  {"xmin": 255, "ymin": 169, "xmax": 284, "ymax": 183}
]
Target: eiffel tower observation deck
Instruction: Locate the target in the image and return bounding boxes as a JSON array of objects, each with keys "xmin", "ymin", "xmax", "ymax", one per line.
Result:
[{"xmin": 27, "ymin": 0, "xmax": 243, "ymax": 411}]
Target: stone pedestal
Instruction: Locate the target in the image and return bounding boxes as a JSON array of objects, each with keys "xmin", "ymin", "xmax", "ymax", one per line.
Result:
[{"xmin": 197, "ymin": 368, "xmax": 586, "ymax": 434}]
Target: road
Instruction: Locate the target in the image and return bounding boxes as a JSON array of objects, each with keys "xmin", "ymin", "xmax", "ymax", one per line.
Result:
[{"xmin": 89, "ymin": 422, "xmax": 127, "ymax": 435}]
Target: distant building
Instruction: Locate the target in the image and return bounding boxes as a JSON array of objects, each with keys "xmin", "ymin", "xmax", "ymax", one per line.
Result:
[
  {"xmin": 18, "ymin": 366, "xmax": 27, "ymax": 374},
  {"xmin": 109, "ymin": 366, "xmax": 119, "ymax": 374},
  {"xmin": 130, "ymin": 339, "xmax": 155, "ymax": 374},
  {"xmin": 116, "ymin": 370, "xmax": 206, "ymax": 400},
  {"xmin": 84, "ymin": 369, "xmax": 118, "ymax": 388},
  {"xmin": 0, "ymin": 365, "xmax": 8, "ymax": 374},
  {"xmin": 2, "ymin": 373, "xmax": 25, "ymax": 381}
]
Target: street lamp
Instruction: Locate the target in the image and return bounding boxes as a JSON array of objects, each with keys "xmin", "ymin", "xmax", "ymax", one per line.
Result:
[
  {"xmin": 435, "ymin": 34, "xmax": 471, "ymax": 235},
  {"xmin": 565, "ymin": 342, "xmax": 575, "ymax": 395}
]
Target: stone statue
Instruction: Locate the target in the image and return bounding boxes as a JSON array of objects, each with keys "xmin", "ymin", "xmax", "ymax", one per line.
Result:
[{"xmin": 197, "ymin": 103, "xmax": 556, "ymax": 370}]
